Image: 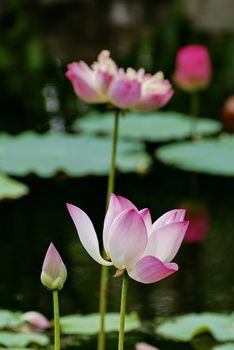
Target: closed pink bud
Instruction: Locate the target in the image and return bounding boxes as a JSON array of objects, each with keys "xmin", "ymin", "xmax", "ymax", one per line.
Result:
[
  {"xmin": 41, "ymin": 243, "xmax": 67, "ymax": 291},
  {"xmin": 173, "ymin": 45, "xmax": 212, "ymax": 92}
]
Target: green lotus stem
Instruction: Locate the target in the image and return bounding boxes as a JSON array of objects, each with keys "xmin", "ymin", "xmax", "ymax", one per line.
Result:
[
  {"xmin": 118, "ymin": 273, "xmax": 128, "ymax": 350},
  {"xmin": 98, "ymin": 108, "xmax": 120, "ymax": 350},
  {"xmin": 190, "ymin": 92, "xmax": 199, "ymax": 136},
  {"xmin": 106, "ymin": 108, "xmax": 120, "ymax": 206},
  {"xmin": 53, "ymin": 290, "xmax": 60, "ymax": 350}
]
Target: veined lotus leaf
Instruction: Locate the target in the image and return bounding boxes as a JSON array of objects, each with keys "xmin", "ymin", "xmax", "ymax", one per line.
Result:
[{"xmin": 75, "ymin": 110, "xmax": 221, "ymax": 142}]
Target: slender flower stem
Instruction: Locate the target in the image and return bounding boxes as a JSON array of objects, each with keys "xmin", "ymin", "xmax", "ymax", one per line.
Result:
[
  {"xmin": 106, "ymin": 108, "xmax": 120, "ymax": 207},
  {"xmin": 98, "ymin": 108, "xmax": 120, "ymax": 350},
  {"xmin": 53, "ymin": 290, "xmax": 60, "ymax": 350},
  {"xmin": 118, "ymin": 273, "xmax": 128, "ymax": 350},
  {"xmin": 190, "ymin": 92, "xmax": 199, "ymax": 137}
]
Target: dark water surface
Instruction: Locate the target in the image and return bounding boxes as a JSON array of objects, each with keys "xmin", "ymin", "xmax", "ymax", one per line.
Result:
[{"xmin": 0, "ymin": 165, "xmax": 234, "ymax": 349}]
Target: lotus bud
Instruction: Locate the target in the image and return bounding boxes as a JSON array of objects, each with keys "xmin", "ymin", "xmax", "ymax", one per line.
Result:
[
  {"xmin": 173, "ymin": 45, "xmax": 212, "ymax": 92},
  {"xmin": 22, "ymin": 311, "xmax": 50, "ymax": 331},
  {"xmin": 41, "ymin": 243, "xmax": 67, "ymax": 290}
]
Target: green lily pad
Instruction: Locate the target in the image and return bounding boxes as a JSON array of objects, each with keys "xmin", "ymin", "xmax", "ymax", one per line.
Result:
[
  {"xmin": 75, "ymin": 111, "xmax": 222, "ymax": 142},
  {"xmin": 0, "ymin": 332, "xmax": 49, "ymax": 347},
  {"xmin": 60, "ymin": 312, "xmax": 140, "ymax": 335},
  {"xmin": 0, "ymin": 310, "xmax": 23, "ymax": 329},
  {"xmin": 0, "ymin": 174, "xmax": 29, "ymax": 200},
  {"xmin": 213, "ymin": 344, "xmax": 234, "ymax": 350},
  {"xmin": 0, "ymin": 132, "xmax": 150, "ymax": 178},
  {"xmin": 156, "ymin": 313, "xmax": 234, "ymax": 342},
  {"xmin": 156, "ymin": 135, "xmax": 234, "ymax": 176}
]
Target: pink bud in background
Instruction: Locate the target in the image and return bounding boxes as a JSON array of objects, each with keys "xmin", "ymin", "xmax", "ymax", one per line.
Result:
[
  {"xmin": 134, "ymin": 72, "xmax": 174, "ymax": 111},
  {"xmin": 66, "ymin": 50, "xmax": 117, "ymax": 103},
  {"xmin": 181, "ymin": 201, "xmax": 209, "ymax": 243},
  {"xmin": 173, "ymin": 45, "xmax": 212, "ymax": 92},
  {"xmin": 41, "ymin": 243, "xmax": 67, "ymax": 290},
  {"xmin": 136, "ymin": 343, "xmax": 159, "ymax": 350},
  {"xmin": 22, "ymin": 311, "xmax": 50, "ymax": 331}
]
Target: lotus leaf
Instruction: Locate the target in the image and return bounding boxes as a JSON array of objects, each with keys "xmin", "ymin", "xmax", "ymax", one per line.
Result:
[
  {"xmin": 76, "ymin": 111, "xmax": 221, "ymax": 142},
  {"xmin": 0, "ymin": 310, "xmax": 23, "ymax": 329},
  {"xmin": 0, "ymin": 174, "xmax": 29, "ymax": 200},
  {"xmin": 156, "ymin": 135, "xmax": 234, "ymax": 176},
  {"xmin": 156, "ymin": 313, "xmax": 234, "ymax": 342},
  {"xmin": 0, "ymin": 332, "xmax": 49, "ymax": 347},
  {"xmin": 60, "ymin": 312, "xmax": 140, "ymax": 335},
  {"xmin": 0, "ymin": 132, "xmax": 150, "ymax": 178}
]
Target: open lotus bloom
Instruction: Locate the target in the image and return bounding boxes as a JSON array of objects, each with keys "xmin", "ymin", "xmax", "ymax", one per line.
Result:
[
  {"xmin": 108, "ymin": 68, "xmax": 173, "ymax": 110},
  {"xmin": 136, "ymin": 342, "xmax": 159, "ymax": 350},
  {"xmin": 66, "ymin": 50, "xmax": 118, "ymax": 103},
  {"xmin": 67, "ymin": 194, "xmax": 189, "ymax": 284},
  {"xmin": 66, "ymin": 50, "xmax": 173, "ymax": 110},
  {"xmin": 173, "ymin": 45, "xmax": 212, "ymax": 92}
]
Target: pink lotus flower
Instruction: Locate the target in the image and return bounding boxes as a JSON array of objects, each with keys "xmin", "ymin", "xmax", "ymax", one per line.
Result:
[
  {"xmin": 108, "ymin": 68, "xmax": 142, "ymax": 109},
  {"xmin": 66, "ymin": 50, "xmax": 118, "ymax": 103},
  {"xmin": 41, "ymin": 243, "xmax": 67, "ymax": 290},
  {"xmin": 134, "ymin": 71, "xmax": 174, "ymax": 111},
  {"xmin": 173, "ymin": 45, "xmax": 212, "ymax": 92},
  {"xmin": 136, "ymin": 343, "xmax": 159, "ymax": 350},
  {"xmin": 108, "ymin": 68, "xmax": 173, "ymax": 110},
  {"xmin": 66, "ymin": 50, "xmax": 173, "ymax": 110},
  {"xmin": 66, "ymin": 194, "xmax": 189, "ymax": 284}
]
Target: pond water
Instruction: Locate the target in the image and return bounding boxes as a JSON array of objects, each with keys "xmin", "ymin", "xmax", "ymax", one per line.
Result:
[
  {"xmin": 0, "ymin": 164, "xmax": 234, "ymax": 349},
  {"xmin": 1, "ymin": 1, "xmax": 234, "ymax": 348}
]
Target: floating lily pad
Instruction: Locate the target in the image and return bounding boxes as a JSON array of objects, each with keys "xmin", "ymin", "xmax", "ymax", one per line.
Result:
[
  {"xmin": 0, "ymin": 174, "xmax": 29, "ymax": 200},
  {"xmin": 75, "ymin": 111, "xmax": 222, "ymax": 142},
  {"xmin": 213, "ymin": 344, "xmax": 234, "ymax": 350},
  {"xmin": 156, "ymin": 135, "xmax": 234, "ymax": 176},
  {"xmin": 0, "ymin": 310, "xmax": 23, "ymax": 329},
  {"xmin": 0, "ymin": 332, "xmax": 49, "ymax": 347},
  {"xmin": 0, "ymin": 132, "xmax": 150, "ymax": 178},
  {"xmin": 156, "ymin": 313, "xmax": 234, "ymax": 342},
  {"xmin": 60, "ymin": 312, "xmax": 140, "ymax": 335}
]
